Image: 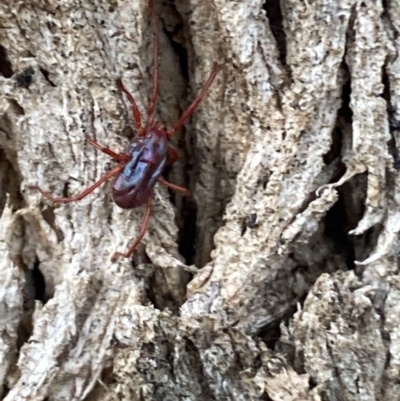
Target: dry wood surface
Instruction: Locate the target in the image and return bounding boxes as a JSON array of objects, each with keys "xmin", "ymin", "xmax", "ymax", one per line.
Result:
[{"xmin": 1, "ymin": 0, "xmax": 400, "ymax": 400}]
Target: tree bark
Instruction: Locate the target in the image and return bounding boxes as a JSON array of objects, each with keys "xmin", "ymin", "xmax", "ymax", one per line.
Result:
[{"xmin": 0, "ymin": 0, "xmax": 399, "ymax": 400}]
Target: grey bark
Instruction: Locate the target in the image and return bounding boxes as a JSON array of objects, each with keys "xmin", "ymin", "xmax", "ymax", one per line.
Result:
[{"xmin": 0, "ymin": 0, "xmax": 399, "ymax": 400}]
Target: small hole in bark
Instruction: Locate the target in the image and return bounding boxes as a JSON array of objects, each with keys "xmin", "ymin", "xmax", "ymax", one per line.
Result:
[{"xmin": 0, "ymin": 44, "xmax": 13, "ymax": 77}]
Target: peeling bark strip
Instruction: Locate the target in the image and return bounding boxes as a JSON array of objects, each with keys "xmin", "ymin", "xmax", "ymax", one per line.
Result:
[{"xmin": 0, "ymin": 0, "xmax": 399, "ymax": 399}]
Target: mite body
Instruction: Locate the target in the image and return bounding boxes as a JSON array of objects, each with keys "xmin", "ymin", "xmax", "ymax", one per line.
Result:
[
  {"xmin": 113, "ymin": 127, "xmax": 168, "ymax": 209},
  {"xmin": 29, "ymin": 1, "xmax": 220, "ymax": 261}
]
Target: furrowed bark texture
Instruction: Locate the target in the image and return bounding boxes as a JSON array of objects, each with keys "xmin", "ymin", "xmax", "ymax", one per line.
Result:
[{"xmin": 0, "ymin": 0, "xmax": 399, "ymax": 400}]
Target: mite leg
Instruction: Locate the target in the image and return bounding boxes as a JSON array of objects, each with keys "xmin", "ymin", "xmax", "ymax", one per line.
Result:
[
  {"xmin": 158, "ymin": 177, "xmax": 191, "ymax": 196},
  {"xmin": 28, "ymin": 165, "xmax": 123, "ymax": 204},
  {"xmin": 145, "ymin": 0, "xmax": 159, "ymax": 129},
  {"xmin": 116, "ymin": 79, "xmax": 145, "ymax": 137},
  {"xmin": 167, "ymin": 62, "xmax": 221, "ymax": 137},
  {"xmin": 86, "ymin": 137, "xmax": 129, "ymax": 162},
  {"xmin": 111, "ymin": 194, "xmax": 152, "ymax": 262}
]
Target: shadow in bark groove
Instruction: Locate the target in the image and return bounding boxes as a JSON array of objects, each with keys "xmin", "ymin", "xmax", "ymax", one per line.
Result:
[
  {"xmin": 263, "ymin": 0, "xmax": 286, "ymax": 65},
  {"xmin": 258, "ymin": 317, "xmax": 284, "ymax": 350},
  {"xmin": 17, "ymin": 257, "xmax": 51, "ymax": 353},
  {"xmin": 41, "ymin": 206, "xmax": 65, "ymax": 243},
  {"xmin": 261, "ymin": 390, "xmax": 274, "ymax": 401},
  {"xmin": 321, "ymin": 60, "xmax": 363, "ymax": 271},
  {"xmin": 0, "ymin": 44, "xmax": 13, "ymax": 77},
  {"xmin": 182, "ymin": 337, "xmax": 216, "ymax": 401},
  {"xmin": 39, "ymin": 67, "xmax": 56, "ymax": 87},
  {"xmin": 0, "ymin": 149, "xmax": 24, "ymax": 213},
  {"xmin": 324, "ymin": 186, "xmax": 357, "ymax": 271},
  {"xmin": 31, "ymin": 258, "xmax": 47, "ymax": 303},
  {"xmin": 153, "ymin": 2, "xmax": 197, "ymax": 265},
  {"xmin": 383, "ymin": 58, "xmax": 400, "ymax": 169}
]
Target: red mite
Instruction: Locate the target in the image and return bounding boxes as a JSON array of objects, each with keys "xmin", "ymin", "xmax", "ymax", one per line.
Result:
[{"xmin": 28, "ymin": 2, "xmax": 220, "ymax": 262}]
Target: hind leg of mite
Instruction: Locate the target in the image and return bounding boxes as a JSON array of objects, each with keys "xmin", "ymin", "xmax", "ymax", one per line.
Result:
[{"xmin": 111, "ymin": 194, "xmax": 152, "ymax": 262}]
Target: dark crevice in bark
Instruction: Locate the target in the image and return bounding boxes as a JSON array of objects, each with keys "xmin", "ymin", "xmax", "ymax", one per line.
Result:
[
  {"xmin": 337, "ymin": 63, "xmax": 352, "ymax": 124},
  {"xmin": 7, "ymin": 98, "xmax": 25, "ymax": 116},
  {"xmin": 148, "ymin": 273, "xmax": 180, "ymax": 312},
  {"xmin": 323, "ymin": 71, "xmax": 350, "ymax": 169},
  {"xmin": 260, "ymin": 391, "xmax": 275, "ymax": 401},
  {"xmin": 163, "ymin": 19, "xmax": 197, "ymax": 264},
  {"xmin": 322, "ymin": 61, "xmax": 358, "ymax": 271},
  {"xmin": 161, "ymin": 15, "xmax": 188, "ymax": 82},
  {"xmin": 323, "ymin": 67, "xmax": 362, "ymax": 268},
  {"xmin": 159, "ymin": 2, "xmax": 199, "ymax": 266},
  {"xmin": 324, "ymin": 170, "xmax": 383, "ymax": 276},
  {"xmin": 17, "ymin": 273, "xmax": 35, "ymax": 352},
  {"xmin": 263, "ymin": 0, "xmax": 286, "ymax": 65},
  {"xmin": 0, "ymin": 149, "xmax": 24, "ymax": 213},
  {"xmin": 146, "ymin": 261, "xmax": 187, "ymax": 312},
  {"xmin": 324, "ymin": 187, "xmax": 356, "ymax": 271},
  {"xmin": 308, "ymin": 376, "xmax": 318, "ymax": 390},
  {"xmin": 0, "ymin": 44, "xmax": 13, "ymax": 77},
  {"xmin": 1, "ymin": 385, "xmax": 10, "ymax": 399},
  {"xmin": 383, "ymin": 60, "xmax": 400, "ymax": 169},
  {"xmin": 382, "ymin": 0, "xmax": 398, "ymax": 41},
  {"xmin": 0, "ymin": 150, "xmax": 11, "ymax": 215},
  {"xmin": 177, "ymin": 197, "xmax": 197, "ymax": 264},
  {"xmin": 258, "ymin": 318, "xmax": 284, "ymax": 350},
  {"xmin": 353, "ymin": 220, "xmax": 383, "ymax": 274},
  {"xmin": 325, "ymin": 128, "xmax": 348, "ymax": 190},
  {"xmin": 39, "ymin": 67, "xmax": 57, "ymax": 87},
  {"xmin": 41, "ymin": 207, "xmax": 65, "ymax": 243},
  {"xmin": 32, "ymin": 258, "xmax": 47, "ymax": 303},
  {"xmin": 387, "ymin": 111, "xmax": 400, "ymax": 170},
  {"xmin": 262, "ymin": 61, "xmax": 359, "ymax": 352},
  {"xmin": 18, "ymin": 258, "xmax": 51, "ymax": 354},
  {"xmin": 183, "ymin": 337, "xmax": 217, "ymax": 401}
]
